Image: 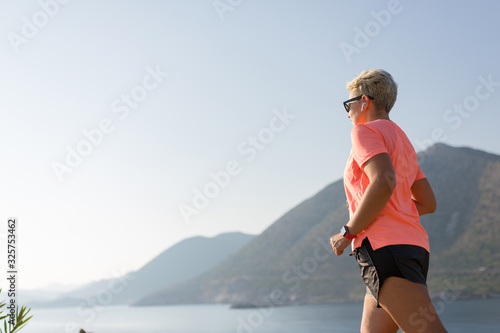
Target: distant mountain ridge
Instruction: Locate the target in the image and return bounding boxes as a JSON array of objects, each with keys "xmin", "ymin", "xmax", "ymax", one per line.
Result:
[
  {"xmin": 28, "ymin": 232, "xmax": 255, "ymax": 307},
  {"xmin": 134, "ymin": 143, "xmax": 500, "ymax": 306}
]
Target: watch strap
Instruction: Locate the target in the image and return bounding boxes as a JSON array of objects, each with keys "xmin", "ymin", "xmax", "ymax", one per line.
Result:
[{"xmin": 341, "ymin": 225, "xmax": 356, "ymax": 240}]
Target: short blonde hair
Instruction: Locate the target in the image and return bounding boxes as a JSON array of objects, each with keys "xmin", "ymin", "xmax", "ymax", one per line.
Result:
[{"xmin": 346, "ymin": 69, "xmax": 398, "ymax": 112}]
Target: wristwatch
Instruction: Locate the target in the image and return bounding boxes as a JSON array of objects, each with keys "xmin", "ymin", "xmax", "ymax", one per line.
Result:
[{"xmin": 340, "ymin": 225, "xmax": 356, "ymax": 240}]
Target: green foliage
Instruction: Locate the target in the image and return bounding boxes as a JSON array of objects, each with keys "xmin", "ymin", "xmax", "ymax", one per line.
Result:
[{"xmin": 0, "ymin": 289, "xmax": 33, "ymax": 333}]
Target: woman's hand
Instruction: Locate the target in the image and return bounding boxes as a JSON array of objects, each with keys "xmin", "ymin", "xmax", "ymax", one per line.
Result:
[{"xmin": 330, "ymin": 233, "xmax": 352, "ymax": 256}]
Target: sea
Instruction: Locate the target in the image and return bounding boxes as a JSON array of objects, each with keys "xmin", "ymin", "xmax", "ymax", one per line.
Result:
[{"xmin": 21, "ymin": 298, "xmax": 500, "ymax": 333}]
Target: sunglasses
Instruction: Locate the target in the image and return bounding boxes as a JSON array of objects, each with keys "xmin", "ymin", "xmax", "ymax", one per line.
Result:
[{"xmin": 343, "ymin": 95, "xmax": 374, "ymax": 113}]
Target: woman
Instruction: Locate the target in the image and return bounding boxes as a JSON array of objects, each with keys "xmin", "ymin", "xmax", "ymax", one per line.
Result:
[{"xmin": 330, "ymin": 69, "xmax": 447, "ymax": 333}]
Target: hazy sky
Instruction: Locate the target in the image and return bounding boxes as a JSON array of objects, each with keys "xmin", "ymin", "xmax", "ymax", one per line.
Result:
[{"xmin": 1, "ymin": 0, "xmax": 499, "ymax": 290}]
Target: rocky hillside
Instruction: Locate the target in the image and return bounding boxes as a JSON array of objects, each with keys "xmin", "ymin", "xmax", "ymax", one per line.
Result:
[{"xmin": 134, "ymin": 143, "xmax": 500, "ymax": 306}]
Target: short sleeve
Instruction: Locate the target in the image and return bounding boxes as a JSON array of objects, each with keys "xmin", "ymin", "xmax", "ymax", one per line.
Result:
[
  {"xmin": 415, "ymin": 165, "xmax": 426, "ymax": 181},
  {"xmin": 351, "ymin": 124, "xmax": 388, "ymax": 168}
]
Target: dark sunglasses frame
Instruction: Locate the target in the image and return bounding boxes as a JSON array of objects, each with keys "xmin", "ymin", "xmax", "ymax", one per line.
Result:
[{"xmin": 343, "ymin": 95, "xmax": 374, "ymax": 113}]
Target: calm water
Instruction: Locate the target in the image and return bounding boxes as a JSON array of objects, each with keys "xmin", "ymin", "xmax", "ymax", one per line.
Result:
[{"xmin": 21, "ymin": 298, "xmax": 500, "ymax": 333}]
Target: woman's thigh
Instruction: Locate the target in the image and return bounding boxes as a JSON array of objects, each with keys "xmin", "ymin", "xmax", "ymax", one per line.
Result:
[
  {"xmin": 379, "ymin": 277, "xmax": 448, "ymax": 333},
  {"xmin": 361, "ymin": 294, "xmax": 399, "ymax": 333}
]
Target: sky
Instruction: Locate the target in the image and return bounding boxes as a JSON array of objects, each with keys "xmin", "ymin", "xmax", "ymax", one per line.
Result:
[{"xmin": 0, "ymin": 0, "xmax": 499, "ymax": 291}]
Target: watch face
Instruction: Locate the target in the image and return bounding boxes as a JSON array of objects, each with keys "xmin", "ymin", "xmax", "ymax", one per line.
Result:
[{"xmin": 341, "ymin": 226, "xmax": 347, "ymax": 236}]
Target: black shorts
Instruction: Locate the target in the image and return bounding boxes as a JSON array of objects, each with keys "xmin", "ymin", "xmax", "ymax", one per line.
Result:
[{"xmin": 353, "ymin": 237, "xmax": 429, "ymax": 308}]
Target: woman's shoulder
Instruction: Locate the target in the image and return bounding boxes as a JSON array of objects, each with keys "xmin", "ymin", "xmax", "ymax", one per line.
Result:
[{"xmin": 354, "ymin": 119, "xmax": 398, "ymax": 136}]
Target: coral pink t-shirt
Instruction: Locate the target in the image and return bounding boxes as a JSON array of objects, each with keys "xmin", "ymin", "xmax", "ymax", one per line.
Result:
[{"xmin": 344, "ymin": 119, "xmax": 430, "ymax": 252}]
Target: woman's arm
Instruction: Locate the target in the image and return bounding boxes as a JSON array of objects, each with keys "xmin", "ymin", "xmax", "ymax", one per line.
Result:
[
  {"xmin": 331, "ymin": 153, "xmax": 395, "ymax": 255},
  {"xmin": 345, "ymin": 152, "xmax": 396, "ymax": 235},
  {"xmin": 411, "ymin": 178, "xmax": 436, "ymax": 215}
]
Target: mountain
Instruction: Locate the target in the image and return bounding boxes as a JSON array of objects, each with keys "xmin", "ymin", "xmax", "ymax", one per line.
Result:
[
  {"xmin": 30, "ymin": 232, "xmax": 255, "ymax": 307},
  {"xmin": 133, "ymin": 143, "xmax": 500, "ymax": 306},
  {"xmin": 416, "ymin": 144, "xmax": 500, "ymax": 295},
  {"xmin": 18, "ymin": 287, "xmax": 76, "ymax": 305}
]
